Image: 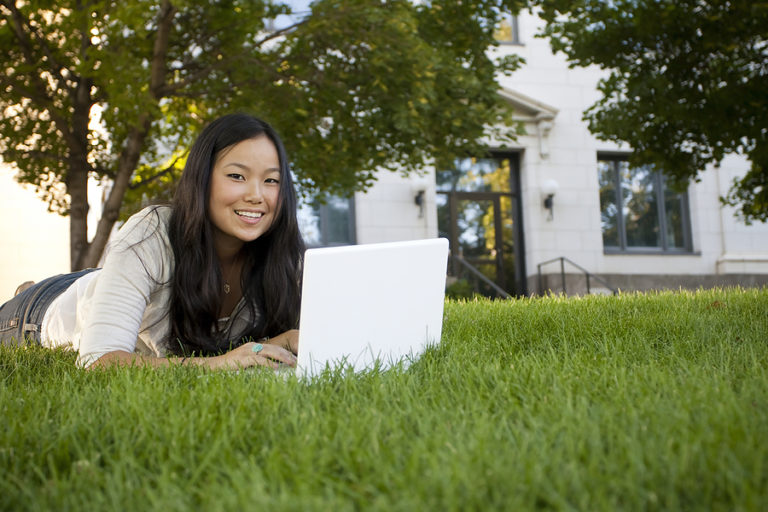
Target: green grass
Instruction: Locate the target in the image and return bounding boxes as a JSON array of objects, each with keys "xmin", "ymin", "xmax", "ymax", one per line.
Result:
[{"xmin": 1, "ymin": 287, "xmax": 767, "ymax": 511}]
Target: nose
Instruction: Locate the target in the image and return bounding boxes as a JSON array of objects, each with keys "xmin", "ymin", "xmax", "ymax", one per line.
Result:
[{"xmin": 244, "ymin": 181, "xmax": 264, "ymax": 204}]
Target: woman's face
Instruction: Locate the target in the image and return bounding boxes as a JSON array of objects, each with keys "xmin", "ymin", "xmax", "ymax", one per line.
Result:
[{"xmin": 208, "ymin": 136, "xmax": 281, "ymax": 255}]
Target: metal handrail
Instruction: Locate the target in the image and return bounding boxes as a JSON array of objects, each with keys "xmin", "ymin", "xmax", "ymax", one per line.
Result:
[
  {"xmin": 537, "ymin": 257, "xmax": 618, "ymax": 295},
  {"xmin": 452, "ymin": 256, "xmax": 512, "ymax": 299}
]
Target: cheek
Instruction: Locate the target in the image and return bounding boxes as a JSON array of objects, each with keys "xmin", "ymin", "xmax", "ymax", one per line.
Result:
[
  {"xmin": 211, "ymin": 181, "xmax": 237, "ymax": 205},
  {"xmin": 268, "ymin": 188, "xmax": 281, "ymax": 209},
  {"xmin": 267, "ymin": 193, "xmax": 283, "ymax": 225}
]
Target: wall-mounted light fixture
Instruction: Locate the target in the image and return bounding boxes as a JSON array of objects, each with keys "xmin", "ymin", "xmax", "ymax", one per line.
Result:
[
  {"xmin": 541, "ymin": 179, "xmax": 559, "ymax": 221},
  {"xmin": 414, "ymin": 189, "xmax": 426, "ymax": 218}
]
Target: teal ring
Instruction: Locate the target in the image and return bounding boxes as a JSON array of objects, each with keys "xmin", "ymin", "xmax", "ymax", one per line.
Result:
[{"xmin": 252, "ymin": 343, "xmax": 264, "ymax": 354}]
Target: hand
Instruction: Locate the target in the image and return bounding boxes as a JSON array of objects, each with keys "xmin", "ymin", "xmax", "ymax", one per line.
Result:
[
  {"xmin": 265, "ymin": 329, "xmax": 299, "ymax": 356},
  {"xmin": 211, "ymin": 340, "xmax": 297, "ymax": 370}
]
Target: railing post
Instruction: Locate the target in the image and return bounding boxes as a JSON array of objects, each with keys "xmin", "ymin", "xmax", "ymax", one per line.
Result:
[
  {"xmin": 537, "ymin": 263, "xmax": 542, "ymax": 295},
  {"xmin": 560, "ymin": 257, "xmax": 566, "ymax": 295},
  {"xmin": 535, "ymin": 256, "xmax": 617, "ymax": 297}
]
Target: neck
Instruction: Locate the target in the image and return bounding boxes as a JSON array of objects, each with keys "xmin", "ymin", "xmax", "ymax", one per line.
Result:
[
  {"xmin": 218, "ymin": 250, "xmax": 242, "ymax": 267},
  {"xmin": 218, "ymin": 248, "xmax": 245, "ymax": 274},
  {"xmin": 214, "ymin": 237, "xmax": 245, "ymax": 265}
]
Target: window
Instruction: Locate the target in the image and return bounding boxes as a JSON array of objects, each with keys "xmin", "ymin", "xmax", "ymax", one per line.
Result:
[
  {"xmin": 436, "ymin": 156, "xmax": 516, "ymax": 193},
  {"xmin": 297, "ymin": 194, "xmax": 356, "ymax": 247},
  {"xmin": 598, "ymin": 155, "xmax": 692, "ymax": 253},
  {"xmin": 494, "ymin": 14, "xmax": 520, "ymax": 44}
]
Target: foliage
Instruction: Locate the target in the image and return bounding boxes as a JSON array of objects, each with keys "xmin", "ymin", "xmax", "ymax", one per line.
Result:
[
  {"xmin": 444, "ymin": 277, "xmax": 475, "ymax": 299},
  {"xmin": 534, "ymin": 0, "xmax": 768, "ymax": 223},
  {"xmin": 0, "ymin": 0, "xmax": 526, "ymax": 269},
  {"xmin": 2, "ymin": 288, "xmax": 767, "ymax": 510}
]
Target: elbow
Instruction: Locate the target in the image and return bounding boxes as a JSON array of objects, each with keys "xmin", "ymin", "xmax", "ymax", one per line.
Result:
[{"xmin": 84, "ymin": 350, "xmax": 132, "ymax": 369}]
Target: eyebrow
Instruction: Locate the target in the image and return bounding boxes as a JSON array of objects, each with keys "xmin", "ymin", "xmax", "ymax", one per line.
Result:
[{"xmin": 223, "ymin": 162, "xmax": 280, "ymax": 173}]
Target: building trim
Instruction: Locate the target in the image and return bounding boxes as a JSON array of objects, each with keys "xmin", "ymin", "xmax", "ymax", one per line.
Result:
[{"xmin": 498, "ymin": 87, "xmax": 558, "ymax": 158}]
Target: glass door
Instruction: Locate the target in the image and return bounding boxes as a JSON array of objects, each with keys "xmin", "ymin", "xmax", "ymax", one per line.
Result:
[{"xmin": 438, "ymin": 192, "xmax": 520, "ymax": 296}]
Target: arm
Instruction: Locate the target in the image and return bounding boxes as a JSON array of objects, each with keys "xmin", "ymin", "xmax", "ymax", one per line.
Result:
[
  {"xmin": 264, "ymin": 329, "xmax": 299, "ymax": 355},
  {"xmin": 89, "ymin": 339, "xmax": 297, "ymax": 370},
  {"xmin": 76, "ymin": 209, "xmax": 169, "ymax": 367}
]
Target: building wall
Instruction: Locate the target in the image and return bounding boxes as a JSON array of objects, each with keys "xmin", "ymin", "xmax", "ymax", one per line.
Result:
[
  {"xmin": 496, "ymin": 11, "xmax": 768, "ymax": 293},
  {"xmin": 0, "ymin": 167, "xmax": 70, "ymax": 302},
  {"xmin": 349, "ymin": 9, "xmax": 768, "ymax": 295},
  {"xmin": 354, "ymin": 169, "xmax": 438, "ymax": 244}
]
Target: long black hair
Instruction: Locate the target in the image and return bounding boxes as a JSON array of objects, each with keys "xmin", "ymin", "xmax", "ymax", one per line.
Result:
[{"xmin": 167, "ymin": 113, "xmax": 304, "ymax": 355}]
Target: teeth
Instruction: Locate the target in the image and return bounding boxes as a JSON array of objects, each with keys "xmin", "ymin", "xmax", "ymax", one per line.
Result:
[{"xmin": 236, "ymin": 210, "xmax": 263, "ymax": 219}]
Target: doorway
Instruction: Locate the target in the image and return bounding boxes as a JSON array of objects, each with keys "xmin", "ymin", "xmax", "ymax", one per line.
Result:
[{"xmin": 436, "ymin": 154, "xmax": 525, "ymax": 297}]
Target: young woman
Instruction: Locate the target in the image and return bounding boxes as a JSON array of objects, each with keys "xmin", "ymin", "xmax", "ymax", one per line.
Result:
[{"xmin": 0, "ymin": 113, "xmax": 304, "ymax": 370}]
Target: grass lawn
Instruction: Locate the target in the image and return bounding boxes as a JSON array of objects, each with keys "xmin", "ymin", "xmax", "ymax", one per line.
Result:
[{"xmin": 1, "ymin": 287, "xmax": 766, "ymax": 511}]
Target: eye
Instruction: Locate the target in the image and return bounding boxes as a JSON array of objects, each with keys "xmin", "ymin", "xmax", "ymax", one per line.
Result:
[
  {"xmin": 266, "ymin": 177, "xmax": 280, "ymax": 184},
  {"xmin": 227, "ymin": 173, "xmax": 245, "ymax": 181}
]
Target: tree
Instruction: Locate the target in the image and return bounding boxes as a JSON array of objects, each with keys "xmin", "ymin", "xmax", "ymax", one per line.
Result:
[
  {"xmin": 1, "ymin": 0, "xmax": 525, "ymax": 270},
  {"xmin": 533, "ymin": 0, "xmax": 768, "ymax": 222}
]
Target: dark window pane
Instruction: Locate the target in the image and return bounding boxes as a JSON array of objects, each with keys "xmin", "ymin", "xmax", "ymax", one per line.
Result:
[
  {"xmin": 597, "ymin": 156, "xmax": 691, "ymax": 253},
  {"xmin": 436, "ymin": 193, "xmax": 450, "ymax": 240},
  {"xmin": 494, "ymin": 14, "xmax": 519, "ymax": 43},
  {"xmin": 297, "ymin": 199, "xmax": 322, "ymax": 247},
  {"xmin": 500, "ymin": 195, "xmax": 516, "ymax": 291},
  {"xmin": 457, "ymin": 199, "xmax": 495, "ymax": 259},
  {"xmin": 664, "ymin": 188, "xmax": 686, "ymax": 249},
  {"xmin": 622, "ymin": 164, "xmax": 661, "ymax": 248},
  {"xmin": 598, "ymin": 160, "xmax": 620, "ymax": 247},
  {"xmin": 437, "ymin": 158, "xmax": 510, "ymax": 193},
  {"xmin": 325, "ymin": 196, "xmax": 353, "ymax": 245},
  {"xmin": 297, "ymin": 194, "xmax": 354, "ymax": 247}
]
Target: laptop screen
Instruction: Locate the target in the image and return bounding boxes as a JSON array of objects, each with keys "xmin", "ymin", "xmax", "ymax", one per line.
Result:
[{"xmin": 296, "ymin": 238, "xmax": 448, "ymax": 377}]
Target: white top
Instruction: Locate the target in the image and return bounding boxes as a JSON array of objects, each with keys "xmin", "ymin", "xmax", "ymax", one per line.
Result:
[{"xmin": 42, "ymin": 206, "xmax": 257, "ymax": 367}]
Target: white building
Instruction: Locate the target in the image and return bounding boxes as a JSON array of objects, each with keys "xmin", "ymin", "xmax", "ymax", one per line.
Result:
[
  {"xmin": 0, "ymin": 167, "xmax": 70, "ymax": 301},
  {"xmin": 0, "ymin": 165, "xmax": 105, "ymax": 302},
  {"xmin": 303, "ymin": 10, "xmax": 768, "ymax": 296}
]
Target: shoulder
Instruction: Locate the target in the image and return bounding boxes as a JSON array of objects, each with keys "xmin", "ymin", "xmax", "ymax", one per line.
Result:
[
  {"xmin": 122, "ymin": 205, "xmax": 172, "ymax": 234},
  {"xmin": 99, "ymin": 205, "xmax": 175, "ymax": 286},
  {"xmin": 111, "ymin": 206, "xmax": 173, "ymax": 248}
]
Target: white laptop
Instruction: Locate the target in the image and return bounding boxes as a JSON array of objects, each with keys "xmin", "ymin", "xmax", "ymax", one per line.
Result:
[{"xmin": 295, "ymin": 238, "xmax": 449, "ymax": 378}]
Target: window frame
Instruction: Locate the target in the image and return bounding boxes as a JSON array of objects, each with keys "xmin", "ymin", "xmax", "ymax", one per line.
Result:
[
  {"xmin": 598, "ymin": 153, "xmax": 694, "ymax": 255},
  {"xmin": 300, "ymin": 195, "xmax": 357, "ymax": 248},
  {"xmin": 494, "ymin": 14, "xmax": 522, "ymax": 45}
]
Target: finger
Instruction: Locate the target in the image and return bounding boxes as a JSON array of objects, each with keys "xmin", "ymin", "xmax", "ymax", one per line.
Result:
[
  {"xmin": 264, "ymin": 335, "xmax": 291, "ymax": 353},
  {"xmin": 258, "ymin": 344, "xmax": 297, "ymax": 367},
  {"xmin": 252, "ymin": 354, "xmax": 280, "ymax": 369}
]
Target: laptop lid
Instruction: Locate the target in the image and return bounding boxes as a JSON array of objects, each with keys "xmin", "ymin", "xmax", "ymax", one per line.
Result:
[{"xmin": 296, "ymin": 238, "xmax": 449, "ymax": 377}]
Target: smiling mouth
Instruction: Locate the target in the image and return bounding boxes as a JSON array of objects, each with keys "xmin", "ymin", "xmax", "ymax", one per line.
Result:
[{"xmin": 235, "ymin": 210, "xmax": 264, "ymax": 219}]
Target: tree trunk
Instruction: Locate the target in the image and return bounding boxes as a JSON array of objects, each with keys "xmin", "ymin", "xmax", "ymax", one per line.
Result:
[
  {"xmin": 68, "ymin": 76, "xmax": 94, "ymax": 271},
  {"xmin": 68, "ymin": 167, "xmax": 90, "ymax": 271},
  {"xmin": 76, "ymin": 0, "xmax": 176, "ymax": 269},
  {"xmin": 81, "ymin": 115, "xmax": 153, "ymax": 269}
]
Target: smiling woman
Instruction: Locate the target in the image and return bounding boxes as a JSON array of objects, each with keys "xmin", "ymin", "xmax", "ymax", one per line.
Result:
[
  {"xmin": 0, "ymin": 114, "xmax": 305, "ymax": 371},
  {"xmin": 208, "ymin": 136, "xmax": 282, "ymax": 258}
]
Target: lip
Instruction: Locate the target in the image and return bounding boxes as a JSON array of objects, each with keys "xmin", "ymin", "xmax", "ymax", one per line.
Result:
[{"xmin": 235, "ymin": 209, "xmax": 266, "ymax": 224}]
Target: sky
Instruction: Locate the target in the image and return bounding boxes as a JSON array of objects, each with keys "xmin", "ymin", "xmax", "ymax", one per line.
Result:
[{"xmin": 273, "ymin": 0, "xmax": 312, "ymax": 30}]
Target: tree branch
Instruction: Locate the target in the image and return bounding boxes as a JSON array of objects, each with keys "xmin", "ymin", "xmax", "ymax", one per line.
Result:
[
  {"xmin": 155, "ymin": 64, "xmax": 214, "ymax": 97},
  {"xmin": 80, "ymin": 2, "xmax": 178, "ymax": 267},
  {"xmin": 8, "ymin": 149, "xmax": 67, "ymax": 162},
  {"xmin": 3, "ymin": 0, "xmax": 70, "ymax": 94},
  {"xmin": 253, "ymin": 19, "xmax": 308, "ymax": 48},
  {"xmin": 2, "ymin": 3, "xmax": 80, "ymax": 151},
  {"xmin": 150, "ymin": 0, "xmax": 176, "ymax": 99},
  {"xmin": 128, "ymin": 154, "xmax": 185, "ymax": 190}
]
